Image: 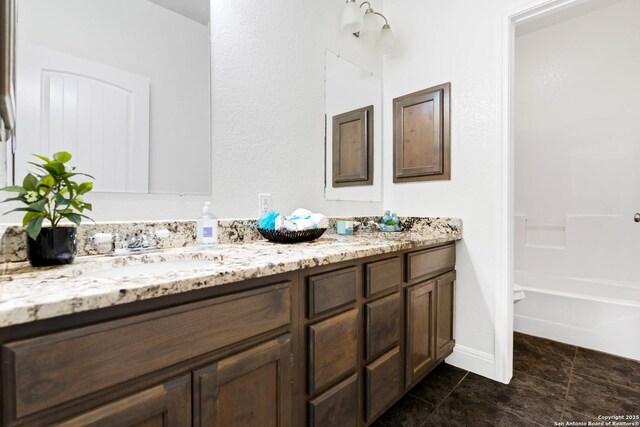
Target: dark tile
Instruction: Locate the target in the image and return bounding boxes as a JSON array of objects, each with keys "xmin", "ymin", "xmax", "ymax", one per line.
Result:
[
  {"xmin": 371, "ymin": 394, "xmax": 435, "ymax": 427},
  {"xmin": 573, "ymin": 347, "xmax": 640, "ymax": 390},
  {"xmin": 562, "ymin": 409, "xmax": 601, "ymax": 423},
  {"xmin": 455, "ymin": 371, "xmax": 566, "ymax": 425},
  {"xmin": 513, "ymin": 333, "xmax": 577, "ymax": 385},
  {"xmin": 565, "ymin": 372, "xmax": 640, "ymax": 417},
  {"xmin": 409, "ymin": 363, "xmax": 468, "ymax": 405},
  {"xmin": 424, "ymin": 389, "xmax": 541, "ymax": 427}
]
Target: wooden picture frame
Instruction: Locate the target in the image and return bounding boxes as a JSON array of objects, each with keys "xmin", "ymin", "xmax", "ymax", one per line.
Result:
[
  {"xmin": 332, "ymin": 105, "xmax": 374, "ymax": 187},
  {"xmin": 393, "ymin": 83, "xmax": 450, "ymax": 183}
]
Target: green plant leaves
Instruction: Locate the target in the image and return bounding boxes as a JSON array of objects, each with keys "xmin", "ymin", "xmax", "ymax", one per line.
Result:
[
  {"xmin": 26, "ymin": 215, "xmax": 44, "ymax": 240},
  {"xmin": 2, "ymin": 151, "xmax": 95, "ymax": 238},
  {"xmin": 22, "ymin": 173, "xmax": 38, "ymax": 191},
  {"xmin": 53, "ymin": 151, "xmax": 72, "ymax": 163},
  {"xmin": 55, "ymin": 193, "xmax": 71, "ymax": 206},
  {"xmin": 77, "ymin": 182, "xmax": 93, "ymax": 195},
  {"xmin": 0, "ymin": 185, "xmax": 25, "ymax": 192},
  {"xmin": 22, "ymin": 211, "xmax": 44, "ymax": 227},
  {"xmin": 40, "ymin": 175, "xmax": 55, "ymax": 188},
  {"xmin": 62, "ymin": 212, "xmax": 81, "ymax": 226}
]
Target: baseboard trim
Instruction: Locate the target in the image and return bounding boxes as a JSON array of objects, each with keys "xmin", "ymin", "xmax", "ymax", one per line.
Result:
[{"xmin": 445, "ymin": 344, "xmax": 496, "ymax": 380}]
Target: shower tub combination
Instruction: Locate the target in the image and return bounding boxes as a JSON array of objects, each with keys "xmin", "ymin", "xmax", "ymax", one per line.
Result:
[{"xmin": 514, "ymin": 270, "xmax": 640, "ymax": 361}]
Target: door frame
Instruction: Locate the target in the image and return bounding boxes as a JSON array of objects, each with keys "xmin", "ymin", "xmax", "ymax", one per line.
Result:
[{"xmin": 496, "ymin": 0, "xmax": 589, "ymax": 383}]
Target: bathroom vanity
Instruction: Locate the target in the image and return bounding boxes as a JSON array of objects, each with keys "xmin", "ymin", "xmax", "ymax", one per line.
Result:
[{"xmin": 0, "ymin": 229, "xmax": 459, "ymax": 426}]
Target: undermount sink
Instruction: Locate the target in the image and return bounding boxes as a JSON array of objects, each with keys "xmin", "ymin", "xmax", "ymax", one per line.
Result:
[{"xmin": 82, "ymin": 260, "xmax": 220, "ymax": 279}]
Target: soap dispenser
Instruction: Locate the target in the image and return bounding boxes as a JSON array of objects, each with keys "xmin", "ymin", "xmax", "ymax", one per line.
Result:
[{"xmin": 197, "ymin": 202, "xmax": 218, "ymax": 249}]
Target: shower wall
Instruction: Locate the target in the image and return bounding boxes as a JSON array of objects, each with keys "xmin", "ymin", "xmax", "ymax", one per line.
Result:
[{"xmin": 515, "ymin": 0, "xmax": 640, "ymax": 287}]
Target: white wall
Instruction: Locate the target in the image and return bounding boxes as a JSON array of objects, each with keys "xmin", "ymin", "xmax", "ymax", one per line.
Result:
[
  {"xmin": 17, "ymin": 0, "xmax": 211, "ymax": 195},
  {"xmin": 381, "ymin": 0, "xmax": 535, "ymax": 381},
  {"xmin": 514, "ymin": 0, "xmax": 640, "ymax": 285},
  {"xmin": 210, "ymin": 0, "xmax": 384, "ymax": 218}
]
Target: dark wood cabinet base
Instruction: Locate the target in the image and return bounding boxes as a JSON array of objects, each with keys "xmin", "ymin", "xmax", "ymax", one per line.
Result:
[{"xmin": 0, "ymin": 242, "xmax": 456, "ymax": 427}]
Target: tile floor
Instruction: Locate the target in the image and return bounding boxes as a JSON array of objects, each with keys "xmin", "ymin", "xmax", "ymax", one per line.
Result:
[{"xmin": 373, "ymin": 333, "xmax": 640, "ymax": 426}]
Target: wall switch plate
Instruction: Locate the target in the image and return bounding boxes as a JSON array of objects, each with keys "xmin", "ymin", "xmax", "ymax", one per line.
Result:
[{"xmin": 258, "ymin": 193, "xmax": 272, "ymax": 216}]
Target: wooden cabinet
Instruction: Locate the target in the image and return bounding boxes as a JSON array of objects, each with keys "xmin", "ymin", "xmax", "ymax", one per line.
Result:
[
  {"xmin": 436, "ymin": 271, "xmax": 456, "ymax": 359},
  {"xmin": 193, "ymin": 336, "xmax": 292, "ymax": 427},
  {"xmin": 308, "ymin": 309, "xmax": 358, "ymax": 394},
  {"xmin": 308, "ymin": 374, "xmax": 359, "ymax": 427},
  {"xmin": 364, "ymin": 347, "xmax": 402, "ymax": 422},
  {"xmin": 365, "ymin": 257, "xmax": 401, "ymax": 297},
  {"xmin": 405, "ymin": 280, "xmax": 437, "ymax": 386},
  {"xmin": 365, "ymin": 292, "xmax": 401, "ymax": 361},
  {"xmin": 393, "ymin": 83, "xmax": 451, "ymax": 183},
  {"xmin": 56, "ymin": 375, "xmax": 191, "ymax": 427},
  {"xmin": 0, "ymin": 242, "xmax": 457, "ymax": 427},
  {"xmin": 307, "ymin": 267, "xmax": 357, "ymax": 318},
  {"xmin": 404, "ymin": 266, "xmax": 456, "ymax": 389},
  {"xmin": 2, "ymin": 283, "xmax": 291, "ymax": 420}
]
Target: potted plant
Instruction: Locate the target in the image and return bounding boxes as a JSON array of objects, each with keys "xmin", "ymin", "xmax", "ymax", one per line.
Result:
[{"xmin": 1, "ymin": 152, "xmax": 94, "ymax": 266}]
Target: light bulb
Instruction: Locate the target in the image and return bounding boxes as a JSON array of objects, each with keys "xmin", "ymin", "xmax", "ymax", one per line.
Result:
[
  {"xmin": 377, "ymin": 24, "xmax": 395, "ymax": 54},
  {"xmin": 341, "ymin": 0, "xmax": 362, "ymax": 34},
  {"xmin": 360, "ymin": 9, "xmax": 380, "ymax": 38}
]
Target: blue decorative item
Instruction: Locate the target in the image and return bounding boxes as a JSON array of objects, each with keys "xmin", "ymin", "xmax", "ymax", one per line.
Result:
[
  {"xmin": 378, "ymin": 210, "xmax": 401, "ymax": 232},
  {"xmin": 258, "ymin": 211, "xmax": 280, "ymax": 231}
]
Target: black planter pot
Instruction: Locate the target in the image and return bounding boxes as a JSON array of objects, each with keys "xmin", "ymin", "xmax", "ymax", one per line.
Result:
[{"xmin": 27, "ymin": 227, "xmax": 77, "ymax": 267}]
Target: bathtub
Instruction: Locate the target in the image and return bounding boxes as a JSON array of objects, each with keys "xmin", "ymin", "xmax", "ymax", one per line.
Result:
[{"xmin": 514, "ymin": 270, "xmax": 640, "ymax": 361}]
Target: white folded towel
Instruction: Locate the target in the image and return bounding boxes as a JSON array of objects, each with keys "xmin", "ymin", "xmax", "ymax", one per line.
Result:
[{"xmin": 275, "ymin": 209, "xmax": 327, "ymax": 231}]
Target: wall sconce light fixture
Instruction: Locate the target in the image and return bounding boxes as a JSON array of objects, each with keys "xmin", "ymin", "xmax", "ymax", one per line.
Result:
[{"xmin": 341, "ymin": 0, "xmax": 394, "ymax": 54}]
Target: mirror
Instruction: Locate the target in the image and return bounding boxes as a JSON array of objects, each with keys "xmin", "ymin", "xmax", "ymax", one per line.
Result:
[
  {"xmin": 324, "ymin": 50, "xmax": 382, "ymax": 202},
  {"xmin": 13, "ymin": 0, "xmax": 211, "ymax": 194}
]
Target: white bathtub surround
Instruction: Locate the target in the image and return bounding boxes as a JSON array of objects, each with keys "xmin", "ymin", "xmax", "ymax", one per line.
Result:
[
  {"xmin": 0, "ymin": 230, "xmax": 461, "ymax": 328},
  {"xmin": 515, "ymin": 271, "xmax": 640, "ymax": 361},
  {"xmin": 514, "ymin": 0, "xmax": 640, "ymax": 361}
]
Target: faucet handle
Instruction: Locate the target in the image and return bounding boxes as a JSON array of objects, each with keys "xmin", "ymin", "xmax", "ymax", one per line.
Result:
[
  {"xmin": 154, "ymin": 229, "xmax": 171, "ymax": 238},
  {"xmin": 88, "ymin": 233, "xmax": 113, "ymax": 244}
]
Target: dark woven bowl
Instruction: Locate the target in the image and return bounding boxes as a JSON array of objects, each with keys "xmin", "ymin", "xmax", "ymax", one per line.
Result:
[{"xmin": 257, "ymin": 228, "xmax": 327, "ymax": 244}]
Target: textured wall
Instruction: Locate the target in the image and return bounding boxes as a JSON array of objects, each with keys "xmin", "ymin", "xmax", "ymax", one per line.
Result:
[
  {"xmin": 381, "ymin": 0, "xmax": 529, "ymax": 379},
  {"xmin": 210, "ymin": 0, "xmax": 384, "ymax": 218}
]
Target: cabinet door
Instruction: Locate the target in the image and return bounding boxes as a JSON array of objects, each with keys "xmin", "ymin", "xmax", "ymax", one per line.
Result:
[
  {"xmin": 405, "ymin": 281, "xmax": 436, "ymax": 386},
  {"xmin": 308, "ymin": 309, "xmax": 358, "ymax": 394},
  {"xmin": 365, "ymin": 347, "xmax": 402, "ymax": 422},
  {"xmin": 56, "ymin": 375, "xmax": 191, "ymax": 427},
  {"xmin": 193, "ymin": 335, "xmax": 292, "ymax": 427},
  {"xmin": 436, "ymin": 271, "xmax": 456, "ymax": 359},
  {"xmin": 308, "ymin": 374, "xmax": 358, "ymax": 427},
  {"xmin": 365, "ymin": 292, "xmax": 401, "ymax": 361}
]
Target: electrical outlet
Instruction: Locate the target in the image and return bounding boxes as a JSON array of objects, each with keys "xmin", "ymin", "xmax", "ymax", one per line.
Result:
[{"xmin": 258, "ymin": 193, "xmax": 272, "ymax": 216}]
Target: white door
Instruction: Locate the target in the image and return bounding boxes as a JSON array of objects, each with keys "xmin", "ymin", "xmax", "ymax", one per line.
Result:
[{"xmin": 16, "ymin": 41, "xmax": 150, "ymax": 193}]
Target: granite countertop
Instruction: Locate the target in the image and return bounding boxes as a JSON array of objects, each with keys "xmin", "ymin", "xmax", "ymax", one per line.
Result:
[{"xmin": 0, "ymin": 229, "xmax": 461, "ymax": 328}]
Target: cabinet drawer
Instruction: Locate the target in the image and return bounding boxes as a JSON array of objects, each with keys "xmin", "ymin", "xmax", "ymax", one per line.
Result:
[
  {"xmin": 406, "ymin": 244, "xmax": 455, "ymax": 281},
  {"xmin": 307, "ymin": 267, "xmax": 357, "ymax": 318},
  {"xmin": 365, "ymin": 257, "xmax": 401, "ymax": 297},
  {"xmin": 3, "ymin": 283, "xmax": 291, "ymax": 420},
  {"xmin": 365, "ymin": 292, "xmax": 401, "ymax": 361},
  {"xmin": 365, "ymin": 347, "xmax": 402, "ymax": 422},
  {"xmin": 308, "ymin": 374, "xmax": 358, "ymax": 427},
  {"xmin": 308, "ymin": 309, "xmax": 358, "ymax": 394},
  {"xmin": 56, "ymin": 374, "xmax": 191, "ymax": 427}
]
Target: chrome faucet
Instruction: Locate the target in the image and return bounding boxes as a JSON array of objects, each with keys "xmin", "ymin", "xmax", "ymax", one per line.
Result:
[{"xmin": 87, "ymin": 229, "xmax": 171, "ymax": 255}]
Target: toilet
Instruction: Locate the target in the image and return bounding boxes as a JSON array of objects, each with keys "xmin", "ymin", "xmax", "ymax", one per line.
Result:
[{"xmin": 513, "ymin": 284, "xmax": 526, "ymax": 303}]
